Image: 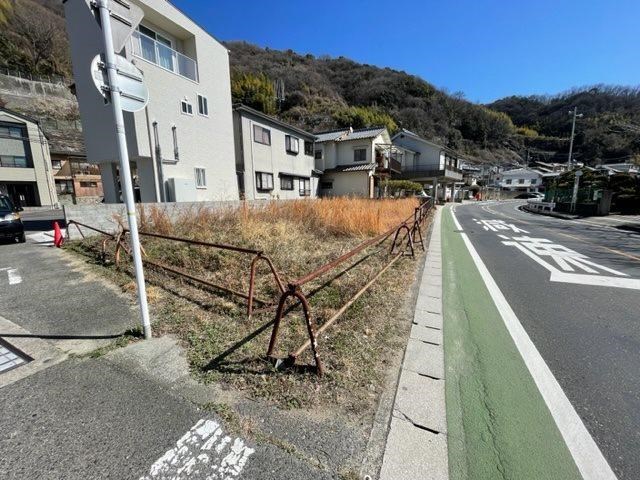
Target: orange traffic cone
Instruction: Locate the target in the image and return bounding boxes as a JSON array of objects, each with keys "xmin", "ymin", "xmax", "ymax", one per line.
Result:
[{"xmin": 53, "ymin": 221, "xmax": 64, "ymax": 248}]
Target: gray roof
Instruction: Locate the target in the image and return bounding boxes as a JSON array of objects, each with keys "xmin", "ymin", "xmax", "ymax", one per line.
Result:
[
  {"xmin": 324, "ymin": 163, "xmax": 376, "ymax": 173},
  {"xmin": 315, "ymin": 126, "xmax": 387, "ymax": 143},
  {"xmin": 233, "ymin": 104, "xmax": 315, "ymax": 139}
]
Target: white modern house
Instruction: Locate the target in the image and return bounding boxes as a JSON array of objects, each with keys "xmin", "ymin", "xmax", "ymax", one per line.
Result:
[
  {"xmin": 0, "ymin": 108, "xmax": 58, "ymax": 207},
  {"xmin": 64, "ymin": 0, "xmax": 239, "ymax": 203},
  {"xmin": 391, "ymin": 129, "xmax": 464, "ymax": 201},
  {"xmin": 314, "ymin": 126, "xmax": 400, "ymax": 197},
  {"xmin": 233, "ymin": 105, "xmax": 318, "ymax": 200},
  {"xmin": 494, "ymin": 167, "xmax": 543, "ymax": 192}
]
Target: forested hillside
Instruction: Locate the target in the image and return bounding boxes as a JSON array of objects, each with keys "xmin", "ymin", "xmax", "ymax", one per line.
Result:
[
  {"xmin": 488, "ymin": 87, "xmax": 640, "ymax": 165},
  {"xmin": 1, "ymin": 0, "xmax": 639, "ymax": 165}
]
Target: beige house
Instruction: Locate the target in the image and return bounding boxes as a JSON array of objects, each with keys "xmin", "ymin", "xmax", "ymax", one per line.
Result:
[
  {"xmin": 233, "ymin": 105, "xmax": 318, "ymax": 200},
  {"xmin": 314, "ymin": 126, "xmax": 400, "ymax": 197},
  {"xmin": 0, "ymin": 108, "xmax": 57, "ymax": 207}
]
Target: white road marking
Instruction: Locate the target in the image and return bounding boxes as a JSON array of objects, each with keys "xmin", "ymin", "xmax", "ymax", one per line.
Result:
[
  {"xmin": 450, "ymin": 207, "xmax": 618, "ymax": 480},
  {"xmin": 140, "ymin": 419, "xmax": 254, "ymax": 479},
  {"xmin": 0, "ymin": 267, "xmax": 22, "ymax": 285},
  {"xmin": 451, "ymin": 209, "xmax": 463, "ymax": 231}
]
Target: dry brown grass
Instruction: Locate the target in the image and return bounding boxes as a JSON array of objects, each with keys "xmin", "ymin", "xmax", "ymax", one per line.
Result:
[{"xmin": 70, "ymin": 197, "xmax": 430, "ymax": 412}]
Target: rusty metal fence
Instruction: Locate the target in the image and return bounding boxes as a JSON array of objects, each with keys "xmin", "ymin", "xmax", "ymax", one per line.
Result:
[{"xmin": 66, "ymin": 198, "xmax": 433, "ymax": 375}]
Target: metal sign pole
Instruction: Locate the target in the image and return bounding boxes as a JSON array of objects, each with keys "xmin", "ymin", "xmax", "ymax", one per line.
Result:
[{"xmin": 96, "ymin": 0, "xmax": 152, "ymax": 339}]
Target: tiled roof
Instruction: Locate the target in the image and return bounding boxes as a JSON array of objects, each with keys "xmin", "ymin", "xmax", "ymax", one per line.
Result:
[
  {"xmin": 324, "ymin": 163, "xmax": 376, "ymax": 173},
  {"xmin": 315, "ymin": 126, "xmax": 386, "ymax": 143},
  {"xmin": 314, "ymin": 129, "xmax": 349, "ymax": 142}
]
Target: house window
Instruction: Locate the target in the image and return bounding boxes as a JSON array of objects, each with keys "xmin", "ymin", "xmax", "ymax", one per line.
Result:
[
  {"xmin": 0, "ymin": 126, "xmax": 23, "ymax": 138},
  {"xmin": 280, "ymin": 175, "xmax": 294, "ymax": 190},
  {"xmin": 518, "ymin": 179, "xmax": 525, "ymax": 184},
  {"xmin": 0, "ymin": 155, "xmax": 28, "ymax": 168},
  {"xmin": 320, "ymin": 181, "xmax": 333, "ymax": 190},
  {"xmin": 80, "ymin": 181, "xmax": 98, "ymax": 188},
  {"xmin": 138, "ymin": 25, "xmax": 173, "ymax": 71},
  {"xmin": 314, "ymin": 150, "xmax": 323, "ymax": 160},
  {"xmin": 304, "ymin": 141, "xmax": 314, "ymax": 156},
  {"xmin": 180, "ymin": 99, "xmax": 193, "ymax": 115},
  {"xmin": 197, "ymin": 94, "xmax": 208, "ymax": 116},
  {"xmin": 253, "ymin": 125, "xmax": 271, "ymax": 145},
  {"xmin": 299, "ymin": 178, "xmax": 311, "ymax": 196},
  {"xmin": 505, "ymin": 179, "xmax": 512, "ymax": 185},
  {"xmin": 56, "ymin": 180, "xmax": 74, "ymax": 194},
  {"xmin": 255, "ymin": 172, "xmax": 274, "ymax": 190},
  {"xmin": 531, "ymin": 178, "xmax": 537, "ymax": 184},
  {"xmin": 195, "ymin": 167, "xmax": 207, "ymax": 188},
  {"xmin": 285, "ymin": 135, "xmax": 299, "ymax": 154},
  {"xmin": 51, "ymin": 159, "xmax": 62, "ymax": 169},
  {"xmin": 354, "ymin": 148, "xmax": 367, "ymax": 163}
]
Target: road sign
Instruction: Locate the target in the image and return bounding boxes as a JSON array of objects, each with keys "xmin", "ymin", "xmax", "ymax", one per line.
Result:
[
  {"xmin": 90, "ymin": 54, "xmax": 149, "ymax": 112},
  {"xmin": 91, "ymin": 0, "xmax": 144, "ymax": 53}
]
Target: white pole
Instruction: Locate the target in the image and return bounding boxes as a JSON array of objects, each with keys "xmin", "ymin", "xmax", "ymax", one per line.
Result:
[
  {"xmin": 567, "ymin": 108, "xmax": 578, "ymax": 169},
  {"xmin": 97, "ymin": 0, "xmax": 152, "ymax": 339}
]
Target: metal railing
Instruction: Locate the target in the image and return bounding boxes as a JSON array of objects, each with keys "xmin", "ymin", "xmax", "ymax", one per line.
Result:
[
  {"xmin": 66, "ymin": 199, "xmax": 434, "ymax": 376},
  {"xmin": 131, "ymin": 31, "xmax": 198, "ymax": 82},
  {"xmin": 266, "ymin": 198, "xmax": 433, "ymax": 375}
]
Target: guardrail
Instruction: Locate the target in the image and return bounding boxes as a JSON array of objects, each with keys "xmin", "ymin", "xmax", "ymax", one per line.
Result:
[
  {"xmin": 66, "ymin": 220, "xmax": 285, "ymax": 317},
  {"xmin": 66, "ymin": 198, "xmax": 434, "ymax": 376},
  {"xmin": 266, "ymin": 199, "xmax": 432, "ymax": 375}
]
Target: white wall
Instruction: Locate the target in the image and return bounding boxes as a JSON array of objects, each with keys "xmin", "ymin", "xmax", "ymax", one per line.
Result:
[
  {"xmin": 392, "ymin": 134, "xmax": 442, "ymax": 169},
  {"xmin": 64, "ymin": 0, "xmax": 239, "ymax": 203},
  {"xmin": 496, "ymin": 169, "xmax": 542, "ymax": 191},
  {"xmin": 319, "ymin": 171, "xmax": 371, "ymax": 197}
]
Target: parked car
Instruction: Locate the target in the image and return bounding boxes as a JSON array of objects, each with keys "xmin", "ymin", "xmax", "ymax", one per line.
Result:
[
  {"xmin": 0, "ymin": 195, "xmax": 25, "ymax": 243},
  {"xmin": 515, "ymin": 192, "xmax": 544, "ymax": 200}
]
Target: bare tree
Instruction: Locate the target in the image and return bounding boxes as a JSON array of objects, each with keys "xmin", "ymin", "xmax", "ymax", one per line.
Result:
[{"xmin": 9, "ymin": 0, "xmax": 58, "ymax": 73}]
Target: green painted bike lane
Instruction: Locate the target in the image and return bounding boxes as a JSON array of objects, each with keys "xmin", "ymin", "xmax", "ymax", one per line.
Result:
[{"xmin": 441, "ymin": 207, "xmax": 582, "ymax": 480}]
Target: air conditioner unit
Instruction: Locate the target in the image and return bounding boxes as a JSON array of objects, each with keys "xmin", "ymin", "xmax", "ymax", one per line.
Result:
[{"xmin": 165, "ymin": 177, "xmax": 197, "ymax": 202}]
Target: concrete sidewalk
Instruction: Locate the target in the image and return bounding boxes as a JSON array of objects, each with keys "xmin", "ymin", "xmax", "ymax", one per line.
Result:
[{"xmin": 379, "ymin": 207, "xmax": 449, "ymax": 480}]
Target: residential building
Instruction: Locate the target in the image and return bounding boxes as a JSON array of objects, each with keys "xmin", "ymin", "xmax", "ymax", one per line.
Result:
[
  {"xmin": 391, "ymin": 129, "xmax": 463, "ymax": 201},
  {"xmin": 494, "ymin": 167, "xmax": 543, "ymax": 192},
  {"xmin": 314, "ymin": 126, "xmax": 400, "ymax": 198},
  {"xmin": 64, "ymin": 0, "xmax": 239, "ymax": 203},
  {"xmin": 0, "ymin": 108, "xmax": 58, "ymax": 207},
  {"xmin": 233, "ymin": 104, "xmax": 319, "ymax": 200},
  {"xmin": 595, "ymin": 162, "xmax": 639, "ymax": 176}
]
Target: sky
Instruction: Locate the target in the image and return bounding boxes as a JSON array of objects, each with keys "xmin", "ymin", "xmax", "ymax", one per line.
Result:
[{"xmin": 172, "ymin": 0, "xmax": 640, "ymax": 104}]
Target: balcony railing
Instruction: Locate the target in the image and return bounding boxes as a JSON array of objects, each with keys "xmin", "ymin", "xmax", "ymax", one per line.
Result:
[
  {"xmin": 396, "ymin": 166, "xmax": 463, "ymax": 180},
  {"xmin": 131, "ymin": 31, "xmax": 198, "ymax": 82}
]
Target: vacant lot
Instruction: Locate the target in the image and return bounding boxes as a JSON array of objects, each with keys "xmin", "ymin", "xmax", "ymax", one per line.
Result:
[{"xmin": 69, "ymin": 198, "xmax": 430, "ymax": 414}]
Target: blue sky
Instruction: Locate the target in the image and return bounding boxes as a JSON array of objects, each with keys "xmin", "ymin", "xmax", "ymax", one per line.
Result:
[{"xmin": 172, "ymin": 0, "xmax": 640, "ymax": 104}]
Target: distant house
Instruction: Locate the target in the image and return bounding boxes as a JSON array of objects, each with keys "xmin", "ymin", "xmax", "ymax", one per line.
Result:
[
  {"xmin": 233, "ymin": 105, "xmax": 318, "ymax": 200},
  {"xmin": 65, "ymin": 0, "xmax": 239, "ymax": 203},
  {"xmin": 595, "ymin": 163, "xmax": 639, "ymax": 176},
  {"xmin": 0, "ymin": 107, "xmax": 58, "ymax": 207},
  {"xmin": 314, "ymin": 126, "xmax": 400, "ymax": 197},
  {"xmin": 494, "ymin": 167, "xmax": 543, "ymax": 192},
  {"xmin": 391, "ymin": 129, "xmax": 464, "ymax": 200}
]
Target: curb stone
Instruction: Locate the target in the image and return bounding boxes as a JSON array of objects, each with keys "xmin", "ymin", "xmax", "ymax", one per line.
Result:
[{"xmin": 379, "ymin": 207, "xmax": 448, "ymax": 480}]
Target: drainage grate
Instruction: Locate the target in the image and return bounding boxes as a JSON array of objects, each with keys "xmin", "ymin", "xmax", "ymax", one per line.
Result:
[{"xmin": 0, "ymin": 338, "xmax": 31, "ymax": 374}]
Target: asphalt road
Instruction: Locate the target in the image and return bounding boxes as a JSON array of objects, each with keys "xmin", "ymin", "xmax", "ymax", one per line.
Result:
[{"xmin": 453, "ymin": 201, "xmax": 640, "ymax": 480}]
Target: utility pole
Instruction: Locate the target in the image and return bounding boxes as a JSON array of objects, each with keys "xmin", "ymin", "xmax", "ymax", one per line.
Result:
[
  {"xmin": 96, "ymin": 0, "xmax": 152, "ymax": 339},
  {"xmin": 567, "ymin": 107, "xmax": 583, "ymax": 170}
]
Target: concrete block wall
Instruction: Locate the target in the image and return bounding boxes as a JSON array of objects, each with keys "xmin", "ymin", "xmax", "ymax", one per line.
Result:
[{"xmin": 63, "ymin": 200, "xmax": 265, "ymax": 240}]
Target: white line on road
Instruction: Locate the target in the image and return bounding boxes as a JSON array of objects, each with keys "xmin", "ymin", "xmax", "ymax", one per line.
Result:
[
  {"xmin": 0, "ymin": 267, "xmax": 22, "ymax": 285},
  {"xmin": 140, "ymin": 419, "xmax": 254, "ymax": 480},
  {"xmin": 449, "ymin": 207, "xmax": 618, "ymax": 480}
]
